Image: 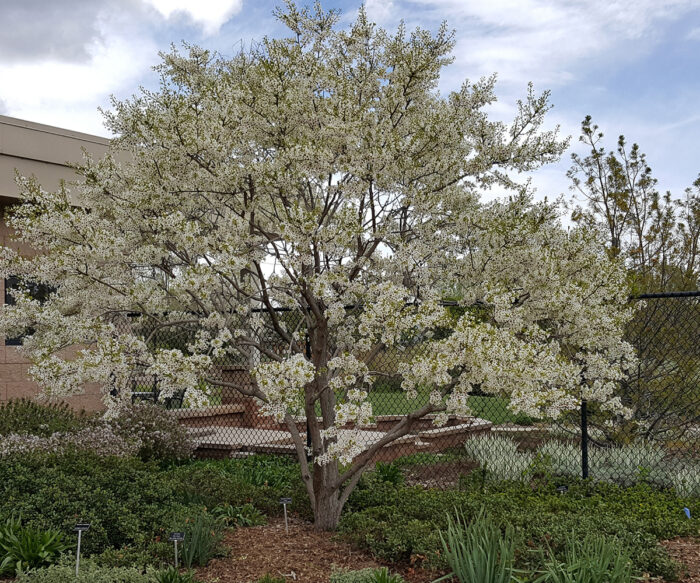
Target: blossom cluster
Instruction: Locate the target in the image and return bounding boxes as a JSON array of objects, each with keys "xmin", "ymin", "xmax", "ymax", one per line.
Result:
[{"xmin": 253, "ymin": 354, "xmax": 315, "ymax": 421}]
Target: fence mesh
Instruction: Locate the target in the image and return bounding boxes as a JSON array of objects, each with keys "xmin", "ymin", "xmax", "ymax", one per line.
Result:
[{"xmin": 130, "ymin": 292, "xmax": 700, "ymax": 493}]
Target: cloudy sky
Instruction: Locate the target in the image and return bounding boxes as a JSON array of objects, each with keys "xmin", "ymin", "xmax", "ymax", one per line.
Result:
[{"xmin": 1, "ymin": 0, "xmax": 699, "ymax": 201}]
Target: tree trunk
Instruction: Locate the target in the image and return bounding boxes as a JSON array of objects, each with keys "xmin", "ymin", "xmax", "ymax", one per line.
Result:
[{"xmin": 312, "ymin": 482, "xmax": 344, "ymax": 531}]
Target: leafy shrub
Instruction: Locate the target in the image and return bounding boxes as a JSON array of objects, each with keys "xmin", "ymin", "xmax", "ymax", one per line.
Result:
[
  {"xmin": 341, "ymin": 478, "xmax": 692, "ymax": 579},
  {"xmin": 15, "ymin": 562, "xmax": 159, "ymax": 582},
  {"xmin": 109, "ymin": 402, "xmax": 195, "ymax": 461},
  {"xmin": 0, "ymin": 451, "xmax": 194, "ymax": 555},
  {"xmin": 437, "ymin": 509, "xmax": 517, "ymax": 583},
  {"xmin": 171, "ymin": 456, "xmax": 311, "ymax": 519},
  {"xmin": 374, "ymin": 462, "xmax": 404, "ymax": 486},
  {"xmin": 369, "ymin": 567, "xmax": 405, "ymax": 583},
  {"xmin": 536, "ymin": 441, "xmax": 581, "ymax": 477},
  {"xmin": 227, "ymin": 455, "xmax": 302, "ymax": 489},
  {"xmin": 0, "ymin": 425, "xmax": 140, "ymax": 459},
  {"xmin": 591, "ymin": 441, "xmax": 668, "ymax": 486},
  {"xmin": 330, "ymin": 569, "xmax": 376, "ymax": 583},
  {"xmin": 93, "ymin": 545, "xmax": 161, "ymax": 569},
  {"xmin": 466, "ymin": 434, "xmax": 689, "ymax": 490},
  {"xmin": 211, "ymin": 503, "xmax": 266, "ymax": 527},
  {"xmin": 0, "ymin": 516, "xmax": 69, "ymax": 576},
  {"xmin": 671, "ymin": 465, "xmax": 700, "ymax": 497},
  {"xmin": 180, "ymin": 512, "xmax": 224, "ymax": 568},
  {"xmin": 535, "ymin": 533, "xmax": 634, "ymax": 583},
  {"xmin": 0, "ymin": 399, "xmax": 91, "ymax": 437}
]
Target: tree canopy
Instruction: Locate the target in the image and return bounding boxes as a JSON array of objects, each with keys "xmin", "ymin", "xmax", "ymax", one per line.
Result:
[
  {"xmin": 0, "ymin": 2, "xmax": 634, "ymax": 529},
  {"xmin": 569, "ymin": 115, "xmax": 700, "ymax": 292}
]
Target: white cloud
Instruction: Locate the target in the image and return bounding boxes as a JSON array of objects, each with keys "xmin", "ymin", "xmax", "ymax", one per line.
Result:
[
  {"xmin": 364, "ymin": 0, "xmax": 396, "ymax": 25},
  {"xmin": 143, "ymin": 0, "xmax": 243, "ymax": 35},
  {"xmin": 688, "ymin": 26, "xmax": 700, "ymax": 40},
  {"xmin": 0, "ymin": 9, "xmax": 159, "ymax": 136},
  {"xmin": 381, "ymin": 0, "xmax": 699, "ymax": 90}
]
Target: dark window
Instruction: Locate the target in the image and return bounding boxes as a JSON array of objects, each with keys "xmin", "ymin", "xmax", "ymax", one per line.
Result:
[{"xmin": 3, "ymin": 276, "xmax": 53, "ymax": 346}]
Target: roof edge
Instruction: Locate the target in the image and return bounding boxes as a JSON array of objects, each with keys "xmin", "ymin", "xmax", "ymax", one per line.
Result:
[{"xmin": 0, "ymin": 114, "xmax": 111, "ymax": 147}]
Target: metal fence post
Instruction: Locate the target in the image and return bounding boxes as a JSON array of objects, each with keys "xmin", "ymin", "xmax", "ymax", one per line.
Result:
[{"xmin": 581, "ymin": 398, "xmax": 589, "ymax": 479}]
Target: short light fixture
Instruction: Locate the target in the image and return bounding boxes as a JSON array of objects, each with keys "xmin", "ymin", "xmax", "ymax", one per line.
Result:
[{"xmin": 73, "ymin": 522, "xmax": 91, "ymax": 576}]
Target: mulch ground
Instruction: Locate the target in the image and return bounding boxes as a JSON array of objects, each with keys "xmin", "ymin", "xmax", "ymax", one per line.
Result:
[
  {"xmin": 195, "ymin": 516, "xmax": 439, "ymax": 583},
  {"xmin": 663, "ymin": 538, "xmax": 700, "ymax": 582}
]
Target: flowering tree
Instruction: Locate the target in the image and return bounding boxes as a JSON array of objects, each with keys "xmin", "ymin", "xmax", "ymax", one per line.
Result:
[{"xmin": 0, "ymin": 3, "xmax": 635, "ymax": 529}]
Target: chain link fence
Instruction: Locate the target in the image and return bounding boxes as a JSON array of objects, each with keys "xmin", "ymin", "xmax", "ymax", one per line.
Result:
[{"xmin": 129, "ymin": 293, "xmax": 700, "ymax": 493}]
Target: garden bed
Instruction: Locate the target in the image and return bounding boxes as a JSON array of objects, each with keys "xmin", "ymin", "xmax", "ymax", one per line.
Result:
[{"xmin": 195, "ymin": 517, "xmax": 386, "ymax": 582}]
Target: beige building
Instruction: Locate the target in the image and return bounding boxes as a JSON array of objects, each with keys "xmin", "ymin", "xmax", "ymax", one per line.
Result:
[{"xmin": 0, "ymin": 115, "xmax": 110, "ymax": 410}]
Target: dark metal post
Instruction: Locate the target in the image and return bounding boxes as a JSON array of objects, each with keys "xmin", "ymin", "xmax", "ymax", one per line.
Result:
[{"xmin": 580, "ymin": 399, "xmax": 589, "ymax": 479}]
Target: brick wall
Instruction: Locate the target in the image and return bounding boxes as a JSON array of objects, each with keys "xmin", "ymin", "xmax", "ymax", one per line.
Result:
[{"xmin": 0, "ymin": 199, "xmax": 105, "ymax": 412}]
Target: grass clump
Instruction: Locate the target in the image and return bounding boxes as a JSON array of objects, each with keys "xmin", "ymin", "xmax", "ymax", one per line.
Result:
[
  {"xmin": 535, "ymin": 533, "xmax": 634, "ymax": 583},
  {"xmin": 435, "ymin": 509, "xmax": 518, "ymax": 583}
]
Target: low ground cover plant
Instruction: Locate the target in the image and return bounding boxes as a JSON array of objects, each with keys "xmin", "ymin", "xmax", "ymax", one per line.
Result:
[
  {"xmin": 330, "ymin": 567, "xmax": 405, "ymax": 583},
  {"xmin": 341, "ymin": 471, "xmax": 699, "ymax": 580},
  {"xmin": 14, "ymin": 561, "xmax": 203, "ymax": 582}
]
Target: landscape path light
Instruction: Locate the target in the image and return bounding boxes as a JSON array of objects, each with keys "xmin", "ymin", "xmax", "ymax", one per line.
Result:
[
  {"xmin": 280, "ymin": 497, "xmax": 292, "ymax": 534},
  {"xmin": 73, "ymin": 522, "xmax": 90, "ymax": 577},
  {"xmin": 169, "ymin": 532, "xmax": 185, "ymax": 568}
]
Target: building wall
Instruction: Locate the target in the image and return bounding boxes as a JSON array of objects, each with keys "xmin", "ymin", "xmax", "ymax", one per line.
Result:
[{"xmin": 0, "ymin": 116, "xmax": 110, "ymax": 411}]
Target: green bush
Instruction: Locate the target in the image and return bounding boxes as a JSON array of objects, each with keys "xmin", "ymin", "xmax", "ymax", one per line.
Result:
[
  {"xmin": 154, "ymin": 566, "xmax": 199, "ymax": 583},
  {"xmin": 0, "ymin": 399, "xmax": 91, "ymax": 437},
  {"xmin": 0, "ymin": 451, "xmax": 311, "ymax": 561},
  {"xmin": 0, "ymin": 451, "xmax": 194, "ymax": 555},
  {"xmin": 374, "ymin": 462, "xmax": 404, "ymax": 486},
  {"xmin": 15, "ymin": 562, "xmax": 159, "ymax": 582},
  {"xmin": 93, "ymin": 545, "xmax": 163, "ymax": 569},
  {"xmin": 171, "ymin": 456, "xmax": 311, "ymax": 519},
  {"xmin": 330, "ymin": 569, "xmax": 376, "ymax": 583},
  {"xmin": 341, "ymin": 477, "xmax": 695, "ymax": 579}
]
